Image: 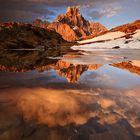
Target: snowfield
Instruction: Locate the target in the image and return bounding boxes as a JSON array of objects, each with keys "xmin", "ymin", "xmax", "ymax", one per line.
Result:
[
  {"xmin": 72, "ymin": 30, "xmax": 140, "ymax": 51},
  {"xmin": 78, "ymin": 31, "xmax": 126, "ymax": 44}
]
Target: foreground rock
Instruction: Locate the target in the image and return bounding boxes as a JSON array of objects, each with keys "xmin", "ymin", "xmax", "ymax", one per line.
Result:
[{"xmin": 0, "ymin": 22, "xmax": 68, "ymax": 50}]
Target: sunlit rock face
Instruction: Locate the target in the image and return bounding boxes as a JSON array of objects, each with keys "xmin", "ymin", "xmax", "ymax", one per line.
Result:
[
  {"xmin": 57, "ymin": 6, "xmax": 88, "ymax": 28},
  {"xmin": 34, "ymin": 7, "xmax": 107, "ymax": 42},
  {"xmin": 32, "ymin": 19, "xmax": 50, "ymax": 29},
  {"xmin": 110, "ymin": 20, "xmax": 140, "ymax": 34},
  {"xmin": 49, "ymin": 7, "xmax": 107, "ymax": 41},
  {"xmin": 47, "ymin": 22, "xmax": 79, "ymax": 41},
  {"xmin": 56, "ymin": 7, "xmax": 107, "ymax": 40}
]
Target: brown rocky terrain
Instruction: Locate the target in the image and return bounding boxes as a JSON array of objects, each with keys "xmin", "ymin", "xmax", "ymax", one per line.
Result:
[
  {"xmin": 0, "ymin": 22, "xmax": 68, "ymax": 50},
  {"xmin": 32, "ymin": 19, "xmax": 50, "ymax": 29},
  {"xmin": 110, "ymin": 20, "xmax": 140, "ymax": 33},
  {"xmin": 33, "ymin": 7, "xmax": 107, "ymax": 41}
]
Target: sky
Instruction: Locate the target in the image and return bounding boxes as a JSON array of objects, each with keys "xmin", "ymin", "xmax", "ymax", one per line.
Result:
[{"xmin": 0, "ymin": 0, "xmax": 140, "ymax": 29}]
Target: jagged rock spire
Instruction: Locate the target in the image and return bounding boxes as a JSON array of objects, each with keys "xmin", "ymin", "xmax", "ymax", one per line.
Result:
[
  {"xmin": 56, "ymin": 6, "xmax": 88, "ymax": 27},
  {"xmin": 66, "ymin": 6, "xmax": 80, "ymax": 16},
  {"xmin": 33, "ymin": 6, "xmax": 107, "ymax": 41}
]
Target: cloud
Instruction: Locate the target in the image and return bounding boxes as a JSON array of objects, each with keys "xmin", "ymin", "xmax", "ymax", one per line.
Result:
[
  {"xmin": 0, "ymin": 0, "xmax": 55, "ymax": 22},
  {"xmin": 81, "ymin": 2, "xmax": 122, "ymax": 20},
  {"xmin": 0, "ymin": 88, "xmax": 100, "ymax": 126},
  {"xmin": 101, "ymin": 6, "xmax": 122, "ymax": 18},
  {"xmin": 1, "ymin": 86, "xmax": 140, "ymax": 132},
  {"xmin": 0, "ymin": 0, "xmax": 138, "ymax": 22}
]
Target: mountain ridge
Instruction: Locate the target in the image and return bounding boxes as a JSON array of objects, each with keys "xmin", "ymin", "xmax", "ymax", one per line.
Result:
[{"xmin": 33, "ymin": 6, "xmax": 107, "ymax": 42}]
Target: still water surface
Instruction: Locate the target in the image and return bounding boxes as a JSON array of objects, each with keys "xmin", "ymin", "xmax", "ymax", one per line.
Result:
[{"xmin": 0, "ymin": 49, "xmax": 140, "ymax": 140}]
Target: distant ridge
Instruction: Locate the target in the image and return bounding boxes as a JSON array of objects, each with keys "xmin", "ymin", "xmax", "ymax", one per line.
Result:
[{"xmin": 110, "ymin": 20, "xmax": 140, "ymax": 33}]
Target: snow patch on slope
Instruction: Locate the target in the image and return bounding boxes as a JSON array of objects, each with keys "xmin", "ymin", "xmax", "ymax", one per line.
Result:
[
  {"xmin": 133, "ymin": 29, "xmax": 140, "ymax": 38},
  {"xmin": 72, "ymin": 30, "xmax": 140, "ymax": 50},
  {"xmin": 78, "ymin": 31, "xmax": 126, "ymax": 44}
]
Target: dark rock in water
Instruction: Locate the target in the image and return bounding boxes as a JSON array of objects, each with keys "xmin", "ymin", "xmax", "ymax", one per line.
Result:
[
  {"xmin": 125, "ymin": 40, "xmax": 133, "ymax": 44},
  {"xmin": 124, "ymin": 57, "xmax": 128, "ymax": 59},
  {"xmin": 112, "ymin": 46, "xmax": 120, "ymax": 49}
]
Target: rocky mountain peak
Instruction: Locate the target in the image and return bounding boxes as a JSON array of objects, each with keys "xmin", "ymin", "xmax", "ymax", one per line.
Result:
[
  {"xmin": 56, "ymin": 6, "xmax": 88, "ymax": 28},
  {"xmin": 33, "ymin": 6, "xmax": 107, "ymax": 42},
  {"xmin": 32, "ymin": 19, "xmax": 50, "ymax": 29}
]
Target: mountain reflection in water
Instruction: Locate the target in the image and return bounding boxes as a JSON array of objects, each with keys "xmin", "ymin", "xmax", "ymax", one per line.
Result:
[{"xmin": 0, "ymin": 49, "xmax": 140, "ymax": 140}]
